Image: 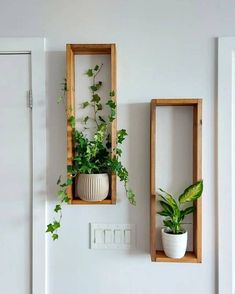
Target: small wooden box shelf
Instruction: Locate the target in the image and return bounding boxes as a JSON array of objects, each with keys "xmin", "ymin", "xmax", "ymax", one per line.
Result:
[
  {"xmin": 66, "ymin": 44, "xmax": 117, "ymax": 205},
  {"xmin": 150, "ymin": 99, "xmax": 202, "ymax": 263}
]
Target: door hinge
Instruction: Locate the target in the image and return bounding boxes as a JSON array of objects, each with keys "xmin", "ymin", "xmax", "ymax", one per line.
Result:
[{"xmin": 28, "ymin": 90, "xmax": 33, "ymax": 109}]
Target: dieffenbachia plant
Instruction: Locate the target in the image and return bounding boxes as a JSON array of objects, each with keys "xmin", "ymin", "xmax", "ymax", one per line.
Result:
[{"xmin": 157, "ymin": 180, "xmax": 203, "ymax": 234}]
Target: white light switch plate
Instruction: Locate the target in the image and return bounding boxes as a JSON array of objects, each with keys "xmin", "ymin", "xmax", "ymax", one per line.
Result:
[{"xmin": 90, "ymin": 223, "xmax": 136, "ymax": 249}]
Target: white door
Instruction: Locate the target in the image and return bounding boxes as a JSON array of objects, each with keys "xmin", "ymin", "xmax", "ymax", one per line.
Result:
[{"xmin": 0, "ymin": 53, "xmax": 32, "ymax": 294}]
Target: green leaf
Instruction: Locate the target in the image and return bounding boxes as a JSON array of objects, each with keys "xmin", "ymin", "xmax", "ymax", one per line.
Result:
[
  {"xmin": 57, "ymin": 96, "xmax": 63, "ymax": 104},
  {"xmin": 67, "ymin": 165, "xmax": 73, "ymax": 173},
  {"xmin": 158, "ymin": 188, "xmax": 179, "ymax": 211},
  {"xmin": 83, "ymin": 116, "xmax": 89, "ymax": 124},
  {"xmin": 91, "ymin": 94, "xmax": 101, "ymax": 103},
  {"xmin": 98, "ymin": 116, "xmax": 105, "ymax": 123},
  {"xmin": 117, "ymin": 129, "xmax": 128, "ymax": 144},
  {"xmin": 94, "ymin": 65, "xmax": 99, "ymax": 71},
  {"xmin": 68, "ymin": 116, "xmax": 75, "ymax": 128},
  {"xmin": 52, "ymin": 233, "xmax": 59, "ymax": 241},
  {"xmin": 82, "ymin": 101, "xmax": 89, "ymax": 108},
  {"xmin": 64, "ymin": 196, "xmax": 70, "ymax": 203},
  {"xmin": 116, "ymin": 148, "xmax": 122, "ymax": 156},
  {"xmin": 57, "ymin": 176, "xmax": 61, "ymax": 185},
  {"xmin": 159, "ymin": 200, "xmax": 173, "ymax": 215},
  {"xmin": 58, "ymin": 190, "xmax": 66, "ymax": 200},
  {"xmin": 158, "ymin": 211, "xmax": 171, "ymax": 217},
  {"xmin": 97, "ymin": 81, "xmax": 102, "ymax": 89},
  {"xmin": 181, "ymin": 206, "xmax": 195, "ymax": 216},
  {"xmin": 85, "ymin": 69, "xmax": 93, "ymax": 77},
  {"xmin": 53, "ymin": 221, "xmax": 60, "ymax": 230},
  {"xmin": 163, "ymin": 220, "xmax": 174, "ymax": 230},
  {"xmin": 90, "ymin": 85, "xmax": 97, "ymax": 92},
  {"xmin": 54, "ymin": 204, "xmax": 61, "ymax": 213},
  {"xmin": 46, "ymin": 223, "xmax": 54, "ymax": 233},
  {"xmin": 109, "ymin": 90, "xmax": 115, "ymax": 97},
  {"xmin": 67, "ymin": 178, "xmax": 73, "ymax": 185},
  {"xmin": 179, "ymin": 180, "xmax": 203, "ymax": 204},
  {"xmin": 106, "ymin": 99, "xmax": 116, "ymax": 109},
  {"xmin": 97, "ymin": 103, "xmax": 102, "ymax": 111},
  {"xmin": 127, "ymin": 189, "xmax": 136, "ymax": 205}
]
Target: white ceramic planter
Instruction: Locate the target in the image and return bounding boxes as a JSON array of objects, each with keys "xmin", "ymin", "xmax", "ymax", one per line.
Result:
[
  {"xmin": 161, "ymin": 228, "xmax": 188, "ymax": 259},
  {"xmin": 77, "ymin": 173, "xmax": 109, "ymax": 201}
]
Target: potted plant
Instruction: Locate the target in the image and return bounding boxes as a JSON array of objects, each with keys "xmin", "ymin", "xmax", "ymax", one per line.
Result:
[
  {"xmin": 46, "ymin": 64, "xmax": 136, "ymax": 240},
  {"xmin": 157, "ymin": 180, "xmax": 203, "ymax": 259}
]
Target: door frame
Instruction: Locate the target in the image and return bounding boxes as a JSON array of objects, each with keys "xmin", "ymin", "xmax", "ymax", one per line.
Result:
[
  {"xmin": 218, "ymin": 37, "xmax": 235, "ymax": 294},
  {"xmin": 0, "ymin": 38, "xmax": 46, "ymax": 294}
]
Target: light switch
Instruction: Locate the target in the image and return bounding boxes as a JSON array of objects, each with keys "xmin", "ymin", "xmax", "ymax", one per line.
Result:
[
  {"xmin": 90, "ymin": 223, "xmax": 135, "ymax": 249},
  {"xmin": 114, "ymin": 229, "xmax": 123, "ymax": 244},
  {"xmin": 124, "ymin": 229, "xmax": 131, "ymax": 244},
  {"xmin": 104, "ymin": 229, "xmax": 112, "ymax": 244},
  {"xmin": 95, "ymin": 229, "xmax": 104, "ymax": 244}
]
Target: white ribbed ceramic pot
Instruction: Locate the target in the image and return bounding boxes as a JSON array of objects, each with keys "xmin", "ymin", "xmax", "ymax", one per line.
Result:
[
  {"xmin": 77, "ymin": 173, "xmax": 109, "ymax": 201},
  {"xmin": 161, "ymin": 228, "xmax": 187, "ymax": 259}
]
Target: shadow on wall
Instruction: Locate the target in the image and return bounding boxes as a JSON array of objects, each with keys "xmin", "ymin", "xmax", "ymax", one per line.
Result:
[
  {"xmin": 46, "ymin": 50, "xmax": 151, "ymax": 256},
  {"xmin": 46, "ymin": 51, "xmax": 67, "ymax": 202},
  {"xmin": 118, "ymin": 102, "xmax": 150, "ymax": 254}
]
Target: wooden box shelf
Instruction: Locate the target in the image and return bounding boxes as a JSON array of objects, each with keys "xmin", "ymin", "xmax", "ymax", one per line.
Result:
[
  {"xmin": 150, "ymin": 99, "xmax": 202, "ymax": 263},
  {"xmin": 66, "ymin": 44, "xmax": 117, "ymax": 205}
]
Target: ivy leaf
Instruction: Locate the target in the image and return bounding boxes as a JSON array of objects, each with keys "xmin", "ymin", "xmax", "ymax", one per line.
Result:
[
  {"xmin": 97, "ymin": 103, "xmax": 102, "ymax": 111},
  {"xmin": 67, "ymin": 178, "xmax": 73, "ymax": 185},
  {"xmin": 68, "ymin": 116, "xmax": 75, "ymax": 128},
  {"xmin": 64, "ymin": 196, "xmax": 70, "ymax": 203},
  {"xmin": 54, "ymin": 204, "xmax": 61, "ymax": 213},
  {"xmin": 106, "ymin": 99, "xmax": 116, "ymax": 109},
  {"xmin": 94, "ymin": 65, "xmax": 99, "ymax": 71},
  {"xmin": 110, "ymin": 90, "xmax": 115, "ymax": 97},
  {"xmin": 46, "ymin": 223, "xmax": 54, "ymax": 233},
  {"xmin": 117, "ymin": 129, "xmax": 128, "ymax": 144},
  {"xmin": 85, "ymin": 69, "xmax": 93, "ymax": 77},
  {"xmin": 91, "ymin": 94, "xmax": 101, "ymax": 103},
  {"xmin": 96, "ymin": 81, "xmax": 102, "ymax": 90},
  {"xmin": 58, "ymin": 190, "xmax": 66, "ymax": 200},
  {"xmin": 90, "ymin": 85, "xmax": 97, "ymax": 92},
  {"xmin": 99, "ymin": 116, "xmax": 106, "ymax": 123},
  {"xmin": 52, "ymin": 233, "xmax": 59, "ymax": 241},
  {"xmin": 82, "ymin": 101, "xmax": 89, "ymax": 108},
  {"xmin": 57, "ymin": 96, "xmax": 63, "ymax": 104},
  {"xmin": 116, "ymin": 148, "xmax": 122, "ymax": 156},
  {"xmin": 53, "ymin": 221, "xmax": 60, "ymax": 230},
  {"xmin": 83, "ymin": 116, "xmax": 89, "ymax": 124},
  {"xmin": 127, "ymin": 189, "xmax": 136, "ymax": 206},
  {"xmin": 57, "ymin": 176, "xmax": 61, "ymax": 185}
]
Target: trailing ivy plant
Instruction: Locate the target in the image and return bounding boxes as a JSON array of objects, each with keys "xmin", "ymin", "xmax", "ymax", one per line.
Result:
[
  {"xmin": 47, "ymin": 64, "xmax": 136, "ymax": 241},
  {"xmin": 157, "ymin": 180, "xmax": 203, "ymax": 235}
]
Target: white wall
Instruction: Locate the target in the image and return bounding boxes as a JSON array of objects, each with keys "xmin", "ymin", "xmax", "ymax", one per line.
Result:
[{"xmin": 1, "ymin": 1, "xmax": 235, "ymax": 293}]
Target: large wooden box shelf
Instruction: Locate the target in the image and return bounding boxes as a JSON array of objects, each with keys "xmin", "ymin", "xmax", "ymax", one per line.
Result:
[
  {"xmin": 66, "ymin": 44, "xmax": 117, "ymax": 205},
  {"xmin": 150, "ymin": 99, "xmax": 202, "ymax": 263}
]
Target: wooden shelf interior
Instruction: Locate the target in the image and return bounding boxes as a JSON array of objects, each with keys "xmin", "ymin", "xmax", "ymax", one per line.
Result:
[
  {"xmin": 66, "ymin": 44, "xmax": 117, "ymax": 205},
  {"xmin": 156, "ymin": 250, "xmax": 198, "ymax": 263},
  {"xmin": 150, "ymin": 99, "xmax": 202, "ymax": 263}
]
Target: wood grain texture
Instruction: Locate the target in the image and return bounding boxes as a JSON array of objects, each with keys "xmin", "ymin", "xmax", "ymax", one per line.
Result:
[
  {"xmin": 150, "ymin": 100, "xmax": 156, "ymax": 261},
  {"xmin": 150, "ymin": 98, "xmax": 203, "ymax": 263},
  {"xmin": 71, "ymin": 199, "xmax": 112, "ymax": 205},
  {"xmin": 66, "ymin": 44, "xmax": 75, "ymax": 203},
  {"xmin": 152, "ymin": 99, "xmax": 200, "ymax": 106},
  {"xmin": 111, "ymin": 44, "xmax": 117, "ymax": 204},
  {"xmin": 156, "ymin": 250, "xmax": 198, "ymax": 263},
  {"xmin": 70, "ymin": 44, "xmax": 112, "ymax": 55},
  {"xmin": 193, "ymin": 99, "xmax": 202, "ymax": 262},
  {"xmin": 66, "ymin": 44, "xmax": 117, "ymax": 205}
]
